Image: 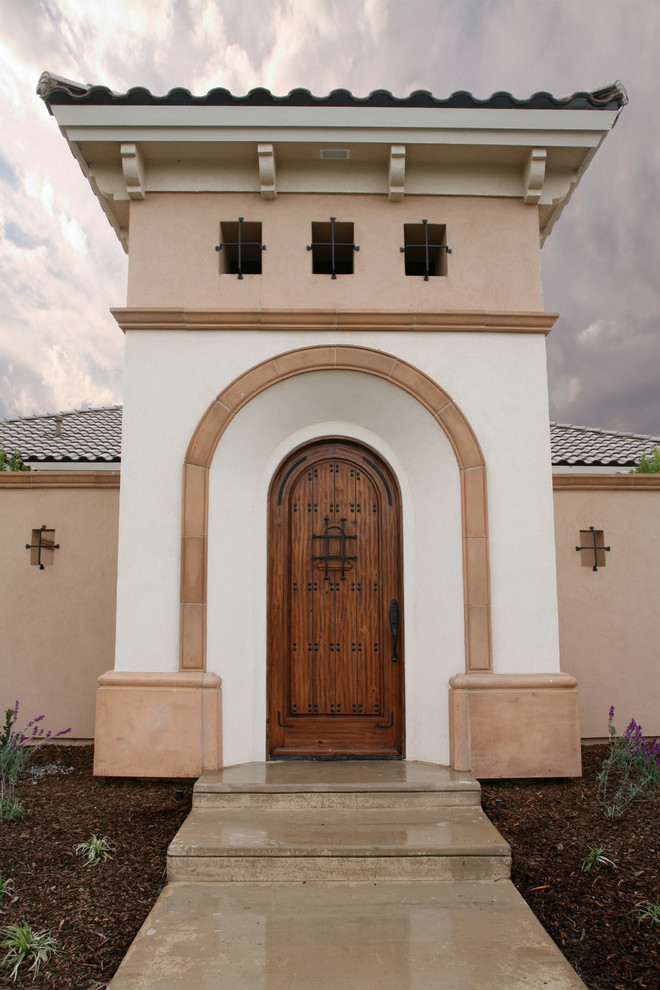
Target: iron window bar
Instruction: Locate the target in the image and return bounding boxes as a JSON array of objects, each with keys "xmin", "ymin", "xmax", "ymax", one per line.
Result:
[
  {"xmin": 400, "ymin": 219, "xmax": 452, "ymax": 280},
  {"xmin": 307, "ymin": 217, "xmax": 359, "ymax": 278},
  {"xmin": 215, "ymin": 217, "xmax": 266, "ymax": 279},
  {"xmin": 26, "ymin": 525, "xmax": 59, "ymax": 570},
  {"xmin": 575, "ymin": 526, "xmax": 610, "ymax": 572},
  {"xmin": 312, "ymin": 516, "xmax": 357, "ymax": 579}
]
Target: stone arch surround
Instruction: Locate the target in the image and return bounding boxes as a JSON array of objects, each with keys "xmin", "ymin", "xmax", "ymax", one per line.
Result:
[{"xmin": 180, "ymin": 344, "xmax": 491, "ymax": 676}]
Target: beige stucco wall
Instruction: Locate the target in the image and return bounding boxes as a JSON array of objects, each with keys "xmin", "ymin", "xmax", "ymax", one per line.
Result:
[
  {"xmin": 0, "ymin": 474, "xmax": 119, "ymax": 739},
  {"xmin": 127, "ymin": 193, "xmax": 543, "ymax": 312},
  {"xmin": 4, "ymin": 471, "xmax": 656, "ymax": 757},
  {"xmin": 553, "ymin": 476, "xmax": 660, "ymax": 740}
]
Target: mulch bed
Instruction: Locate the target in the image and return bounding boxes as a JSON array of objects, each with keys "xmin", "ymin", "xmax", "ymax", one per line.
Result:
[
  {"xmin": 0, "ymin": 747, "xmax": 193, "ymax": 989},
  {"xmin": 481, "ymin": 746, "xmax": 659, "ymax": 990},
  {"xmin": 0, "ymin": 744, "xmax": 657, "ymax": 988}
]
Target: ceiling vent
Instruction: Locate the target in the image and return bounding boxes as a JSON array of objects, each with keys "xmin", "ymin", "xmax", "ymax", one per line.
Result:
[{"xmin": 320, "ymin": 149, "xmax": 351, "ymax": 160}]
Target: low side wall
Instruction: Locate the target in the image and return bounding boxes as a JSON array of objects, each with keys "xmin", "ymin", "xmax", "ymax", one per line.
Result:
[
  {"xmin": 553, "ymin": 474, "xmax": 660, "ymax": 740},
  {"xmin": 3, "ymin": 469, "xmax": 657, "ymax": 762},
  {"xmin": 0, "ymin": 473, "xmax": 119, "ymax": 739}
]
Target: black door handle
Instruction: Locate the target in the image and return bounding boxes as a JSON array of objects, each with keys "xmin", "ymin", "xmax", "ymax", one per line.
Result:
[{"xmin": 389, "ymin": 599, "xmax": 399, "ymax": 662}]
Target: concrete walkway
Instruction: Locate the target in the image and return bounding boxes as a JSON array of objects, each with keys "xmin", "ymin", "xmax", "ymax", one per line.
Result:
[{"xmin": 108, "ymin": 762, "xmax": 587, "ymax": 989}]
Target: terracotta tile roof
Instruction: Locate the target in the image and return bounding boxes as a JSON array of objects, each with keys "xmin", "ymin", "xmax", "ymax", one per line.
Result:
[
  {"xmin": 0, "ymin": 406, "xmax": 122, "ymax": 463},
  {"xmin": 37, "ymin": 74, "xmax": 628, "ymax": 113},
  {"xmin": 1, "ymin": 407, "xmax": 657, "ymax": 468},
  {"xmin": 550, "ymin": 422, "xmax": 660, "ymax": 467}
]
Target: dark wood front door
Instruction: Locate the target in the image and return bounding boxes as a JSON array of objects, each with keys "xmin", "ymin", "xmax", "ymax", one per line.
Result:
[{"xmin": 267, "ymin": 439, "xmax": 403, "ymax": 758}]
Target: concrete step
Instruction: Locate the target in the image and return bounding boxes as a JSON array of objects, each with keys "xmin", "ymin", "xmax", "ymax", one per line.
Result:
[
  {"xmin": 107, "ymin": 880, "xmax": 588, "ymax": 990},
  {"xmin": 193, "ymin": 760, "xmax": 481, "ymax": 809},
  {"xmin": 167, "ymin": 805, "xmax": 510, "ymax": 881}
]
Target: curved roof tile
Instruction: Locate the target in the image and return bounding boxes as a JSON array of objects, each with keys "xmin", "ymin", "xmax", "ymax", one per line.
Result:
[
  {"xmin": 0, "ymin": 406, "xmax": 122, "ymax": 463},
  {"xmin": 550, "ymin": 422, "xmax": 660, "ymax": 466},
  {"xmin": 37, "ymin": 73, "xmax": 628, "ymax": 113},
  {"xmin": 1, "ymin": 407, "xmax": 657, "ymax": 468}
]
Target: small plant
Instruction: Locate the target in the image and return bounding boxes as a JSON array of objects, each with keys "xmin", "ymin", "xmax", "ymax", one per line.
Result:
[
  {"xmin": 0, "ymin": 873, "xmax": 15, "ymax": 900},
  {"xmin": 634, "ymin": 445, "xmax": 660, "ymax": 474},
  {"xmin": 0, "ymin": 921, "xmax": 57, "ymax": 981},
  {"xmin": 0, "ymin": 703, "xmax": 71, "ymax": 823},
  {"xmin": 631, "ymin": 900, "xmax": 660, "ymax": 925},
  {"xmin": 596, "ymin": 707, "xmax": 660, "ymax": 818},
  {"xmin": 0, "ymin": 447, "xmax": 29, "ymax": 472},
  {"xmin": 0, "ymin": 797, "xmax": 24, "ymax": 822},
  {"xmin": 74, "ymin": 834, "xmax": 115, "ymax": 866},
  {"xmin": 580, "ymin": 844, "xmax": 616, "ymax": 873}
]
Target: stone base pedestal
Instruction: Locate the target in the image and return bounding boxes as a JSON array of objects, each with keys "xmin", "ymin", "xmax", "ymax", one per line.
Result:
[
  {"xmin": 94, "ymin": 671, "xmax": 222, "ymax": 777},
  {"xmin": 449, "ymin": 673, "xmax": 581, "ymax": 778}
]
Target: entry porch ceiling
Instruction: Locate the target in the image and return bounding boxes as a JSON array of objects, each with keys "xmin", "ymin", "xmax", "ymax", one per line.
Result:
[{"xmin": 39, "ymin": 75, "xmax": 626, "ymax": 253}]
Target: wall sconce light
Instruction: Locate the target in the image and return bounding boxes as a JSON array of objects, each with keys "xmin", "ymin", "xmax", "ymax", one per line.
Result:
[{"xmin": 576, "ymin": 526, "xmax": 610, "ymax": 572}]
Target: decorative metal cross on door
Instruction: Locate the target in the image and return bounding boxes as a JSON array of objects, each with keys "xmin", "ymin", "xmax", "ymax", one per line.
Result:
[{"xmin": 312, "ymin": 516, "xmax": 357, "ymax": 579}]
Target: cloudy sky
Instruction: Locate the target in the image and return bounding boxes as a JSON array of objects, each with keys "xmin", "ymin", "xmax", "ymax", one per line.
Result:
[{"xmin": 1, "ymin": 0, "xmax": 658, "ymax": 434}]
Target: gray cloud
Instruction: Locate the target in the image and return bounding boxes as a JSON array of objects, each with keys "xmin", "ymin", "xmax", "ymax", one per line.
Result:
[
  {"xmin": 0, "ymin": 0, "xmax": 657, "ymax": 435},
  {"xmin": 3, "ymin": 221, "xmax": 45, "ymax": 250},
  {"xmin": 0, "ymin": 155, "xmax": 18, "ymax": 186}
]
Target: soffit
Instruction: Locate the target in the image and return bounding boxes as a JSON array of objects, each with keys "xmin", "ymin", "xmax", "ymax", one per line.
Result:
[{"xmin": 38, "ymin": 74, "xmax": 626, "ymax": 252}]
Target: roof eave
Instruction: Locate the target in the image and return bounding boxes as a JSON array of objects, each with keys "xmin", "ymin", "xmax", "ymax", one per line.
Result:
[{"xmin": 37, "ymin": 73, "xmax": 625, "ymax": 251}]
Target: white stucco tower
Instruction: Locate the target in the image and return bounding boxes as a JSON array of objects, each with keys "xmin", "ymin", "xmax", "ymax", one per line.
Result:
[{"xmin": 39, "ymin": 75, "xmax": 626, "ymax": 777}]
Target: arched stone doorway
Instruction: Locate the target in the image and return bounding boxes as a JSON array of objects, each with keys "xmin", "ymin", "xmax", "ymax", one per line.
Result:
[{"xmin": 179, "ymin": 343, "xmax": 491, "ymax": 683}]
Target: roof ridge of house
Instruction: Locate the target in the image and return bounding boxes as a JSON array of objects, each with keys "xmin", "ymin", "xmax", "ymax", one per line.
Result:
[
  {"xmin": 0, "ymin": 404, "xmax": 122, "ymax": 426},
  {"xmin": 550, "ymin": 421, "xmax": 660, "ymax": 442}
]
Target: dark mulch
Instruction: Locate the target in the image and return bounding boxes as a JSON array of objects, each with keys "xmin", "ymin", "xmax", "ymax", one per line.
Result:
[
  {"xmin": 481, "ymin": 746, "xmax": 659, "ymax": 990},
  {"xmin": 0, "ymin": 746, "xmax": 193, "ymax": 989},
  {"xmin": 0, "ymin": 744, "xmax": 657, "ymax": 988}
]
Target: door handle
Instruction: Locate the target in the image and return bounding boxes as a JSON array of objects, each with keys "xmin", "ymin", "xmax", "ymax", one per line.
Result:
[{"xmin": 389, "ymin": 599, "xmax": 399, "ymax": 662}]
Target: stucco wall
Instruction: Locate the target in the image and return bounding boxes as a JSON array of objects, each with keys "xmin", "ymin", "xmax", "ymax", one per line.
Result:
[
  {"xmin": 114, "ymin": 327, "xmax": 561, "ymax": 766},
  {"xmin": 5, "ymin": 471, "xmax": 656, "ymax": 751},
  {"xmin": 553, "ymin": 476, "xmax": 660, "ymax": 739},
  {"xmin": 0, "ymin": 475, "xmax": 119, "ymax": 739},
  {"xmin": 126, "ymin": 193, "xmax": 543, "ymax": 313}
]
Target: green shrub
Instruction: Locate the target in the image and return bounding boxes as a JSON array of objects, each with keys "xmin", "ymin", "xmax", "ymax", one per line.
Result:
[
  {"xmin": 634, "ymin": 445, "xmax": 660, "ymax": 473},
  {"xmin": 0, "ymin": 448, "xmax": 29, "ymax": 472}
]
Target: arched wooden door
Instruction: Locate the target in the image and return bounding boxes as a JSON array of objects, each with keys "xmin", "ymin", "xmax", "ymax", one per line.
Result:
[{"xmin": 267, "ymin": 439, "xmax": 404, "ymax": 758}]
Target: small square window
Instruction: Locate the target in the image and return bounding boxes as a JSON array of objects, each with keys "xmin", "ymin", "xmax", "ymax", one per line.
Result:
[
  {"xmin": 218, "ymin": 220, "xmax": 264, "ymax": 277},
  {"xmin": 29, "ymin": 528, "xmax": 57, "ymax": 568},
  {"xmin": 309, "ymin": 220, "xmax": 357, "ymax": 277},
  {"xmin": 578, "ymin": 529, "xmax": 610, "ymax": 570},
  {"xmin": 401, "ymin": 222, "xmax": 450, "ymax": 278}
]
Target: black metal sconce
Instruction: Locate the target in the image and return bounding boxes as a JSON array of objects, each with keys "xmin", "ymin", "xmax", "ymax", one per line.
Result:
[
  {"xmin": 575, "ymin": 526, "xmax": 610, "ymax": 572},
  {"xmin": 26, "ymin": 525, "xmax": 60, "ymax": 570}
]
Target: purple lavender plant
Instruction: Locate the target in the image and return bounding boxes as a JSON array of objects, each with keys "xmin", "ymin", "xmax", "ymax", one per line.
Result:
[
  {"xmin": 597, "ymin": 707, "xmax": 660, "ymax": 818},
  {"xmin": 0, "ymin": 703, "xmax": 70, "ymax": 822}
]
